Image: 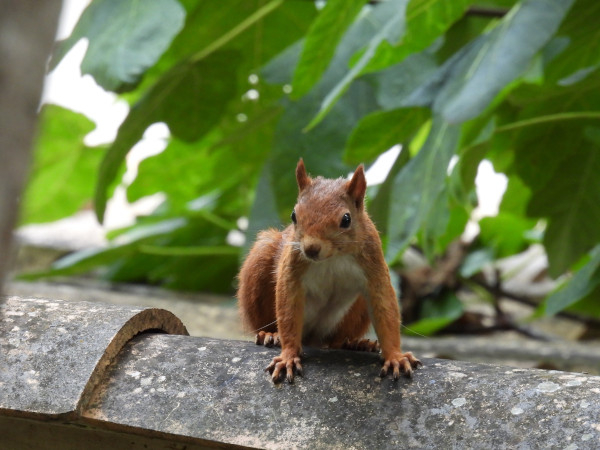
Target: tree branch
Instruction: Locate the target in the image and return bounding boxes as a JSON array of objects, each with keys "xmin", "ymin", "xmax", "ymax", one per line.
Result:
[{"xmin": 465, "ymin": 6, "xmax": 509, "ymax": 18}]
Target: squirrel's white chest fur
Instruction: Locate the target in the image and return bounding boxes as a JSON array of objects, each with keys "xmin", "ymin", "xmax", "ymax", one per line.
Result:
[{"xmin": 301, "ymin": 253, "xmax": 366, "ymax": 340}]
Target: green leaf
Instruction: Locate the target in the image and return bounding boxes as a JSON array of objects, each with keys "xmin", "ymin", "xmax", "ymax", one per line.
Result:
[
  {"xmin": 498, "ymin": 174, "xmax": 531, "ymax": 217},
  {"xmin": 95, "ymin": 51, "xmax": 241, "ymax": 222},
  {"xmin": 433, "ymin": 0, "xmax": 575, "ymax": 123},
  {"xmin": 268, "ymin": 70, "xmax": 379, "ymax": 216},
  {"xmin": 368, "ymin": 148, "xmax": 410, "ymax": 237},
  {"xmin": 537, "ymin": 245, "xmax": 600, "ymax": 317},
  {"xmin": 423, "ymin": 203, "xmax": 470, "ymax": 257},
  {"xmin": 367, "ymin": 46, "xmax": 441, "ymax": 110},
  {"xmin": 306, "ymin": 0, "xmax": 409, "ymax": 130},
  {"xmin": 545, "ymin": 0, "xmax": 600, "ymax": 85},
  {"xmin": 435, "ymin": 9, "xmax": 501, "ymax": 63},
  {"xmin": 526, "ymin": 129, "xmax": 600, "ymax": 276},
  {"xmin": 361, "ymin": 0, "xmax": 473, "ymax": 74},
  {"xmin": 479, "ymin": 213, "xmax": 536, "ymax": 258},
  {"xmin": 291, "ymin": 0, "xmax": 368, "ymax": 99},
  {"xmin": 460, "ymin": 248, "xmax": 495, "ymax": 278},
  {"xmin": 21, "ymin": 218, "xmax": 187, "ymax": 279},
  {"xmin": 403, "ymin": 293, "xmax": 463, "ymax": 336},
  {"xmin": 99, "ymin": 0, "xmax": 315, "ymax": 223},
  {"xmin": 103, "ymin": 215, "xmax": 239, "ymax": 292},
  {"xmin": 448, "ymin": 136, "xmax": 489, "ymax": 207},
  {"xmin": 561, "ymin": 284, "xmax": 600, "ymax": 318},
  {"xmin": 50, "ymin": 0, "xmax": 185, "ymax": 92},
  {"xmin": 344, "ymin": 107, "xmax": 429, "ymax": 164},
  {"xmin": 138, "ymin": 245, "xmax": 239, "ymax": 256},
  {"xmin": 130, "ymin": 0, "xmax": 315, "ymax": 104},
  {"xmin": 20, "ymin": 105, "xmax": 102, "ymax": 224},
  {"xmin": 386, "ymin": 118, "xmax": 460, "ymax": 262},
  {"xmin": 244, "ymin": 162, "xmax": 282, "ymax": 257},
  {"xmin": 127, "ymin": 121, "xmax": 272, "ymax": 213}
]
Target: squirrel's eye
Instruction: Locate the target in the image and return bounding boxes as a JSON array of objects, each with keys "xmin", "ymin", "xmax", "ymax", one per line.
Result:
[
  {"xmin": 291, "ymin": 210, "xmax": 297, "ymax": 224},
  {"xmin": 340, "ymin": 212, "xmax": 351, "ymax": 228}
]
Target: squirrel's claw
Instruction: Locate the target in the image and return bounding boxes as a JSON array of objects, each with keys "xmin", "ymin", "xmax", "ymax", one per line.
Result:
[
  {"xmin": 380, "ymin": 351, "xmax": 421, "ymax": 380},
  {"xmin": 266, "ymin": 353, "xmax": 303, "ymax": 384}
]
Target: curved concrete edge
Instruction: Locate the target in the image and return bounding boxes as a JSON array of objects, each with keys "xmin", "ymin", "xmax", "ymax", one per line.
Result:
[
  {"xmin": 0, "ymin": 296, "xmax": 188, "ymax": 420},
  {"xmin": 81, "ymin": 334, "xmax": 600, "ymax": 449},
  {"xmin": 76, "ymin": 307, "xmax": 188, "ymax": 415}
]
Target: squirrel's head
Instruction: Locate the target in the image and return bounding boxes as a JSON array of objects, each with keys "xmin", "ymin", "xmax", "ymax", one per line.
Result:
[{"xmin": 291, "ymin": 159, "xmax": 367, "ymax": 262}]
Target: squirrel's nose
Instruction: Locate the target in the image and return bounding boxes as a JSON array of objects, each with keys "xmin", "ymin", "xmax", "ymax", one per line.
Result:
[{"xmin": 303, "ymin": 244, "xmax": 321, "ymax": 260}]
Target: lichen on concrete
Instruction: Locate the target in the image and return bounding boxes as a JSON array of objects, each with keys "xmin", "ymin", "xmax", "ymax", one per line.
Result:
[
  {"xmin": 84, "ymin": 335, "xmax": 600, "ymax": 449},
  {"xmin": 0, "ymin": 296, "xmax": 186, "ymax": 417}
]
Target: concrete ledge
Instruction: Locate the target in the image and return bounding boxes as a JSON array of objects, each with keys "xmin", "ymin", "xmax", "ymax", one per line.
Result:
[
  {"xmin": 2, "ymin": 297, "xmax": 600, "ymax": 449},
  {"xmin": 0, "ymin": 296, "xmax": 187, "ymax": 418},
  {"xmin": 84, "ymin": 334, "xmax": 600, "ymax": 449}
]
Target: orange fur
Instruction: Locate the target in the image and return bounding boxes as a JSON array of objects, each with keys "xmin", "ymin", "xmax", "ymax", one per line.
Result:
[{"xmin": 237, "ymin": 159, "xmax": 420, "ymax": 383}]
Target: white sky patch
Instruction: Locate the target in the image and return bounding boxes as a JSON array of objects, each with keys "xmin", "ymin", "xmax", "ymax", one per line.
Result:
[
  {"xmin": 364, "ymin": 145, "xmax": 401, "ymax": 185},
  {"xmin": 474, "ymin": 160, "xmax": 508, "ymax": 219}
]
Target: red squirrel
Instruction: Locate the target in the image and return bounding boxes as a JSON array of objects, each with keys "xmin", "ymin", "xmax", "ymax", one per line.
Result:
[{"xmin": 237, "ymin": 159, "xmax": 421, "ymax": 383}]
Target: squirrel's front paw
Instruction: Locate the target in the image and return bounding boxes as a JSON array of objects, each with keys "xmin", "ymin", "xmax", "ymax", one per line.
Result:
[
  {"xmin": 265, "ymin": 351, "xmax": 303, "ymax": 384},
  {"xmin": 380, "ymin": 351, "xmax": 422, "ymax": 380}
]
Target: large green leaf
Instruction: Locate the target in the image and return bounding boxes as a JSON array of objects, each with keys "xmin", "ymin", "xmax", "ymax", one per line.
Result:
[
  {"xmin": 545, "ymin": 0, "xmax": 600, "ymax": 85},
  {"xmin": 433, "ymin": 0, "xmax": 574, "ymax": 123},
  {"xmin": 344, "ymin": 107, "xmax": 429, "ymax": 164},
  {"xmin": 98, "ymin": 0, "xmax": 316, "ymax": 223},
  {"xmin": 128, "ymin": 116, "xmax": 273, "ymax": 213},
  {"xmin": 291, "ymin": 0, "xmax": 368, "ymax": 99},
  {"xmin": 104, "ymin": 216, "xmax": 240, "ymax": 292},
  {"xmin": 260, "ymin": 9, "xmax": 389, "ymax": 217},
  {"xmin": 242, "ymin": 162, "xmax": 282, "ymax": 257},
  {"xmin": 94, "ymin": 51, "xmax": 241, "ymax": 222},
  {"xmin": 479, "ymin": 213, "xmax": 536, "ymax": 258},
  {"xmin": 50, "ymin": 0, "xmax": 185, "ymax": 92},
  {"xmin": 20, "ymin": 105, "xmax": 102, "ymax": 224},
  {"xmin": 306, "ymin": 0, "xmax": 409, "ymax": 129},
  {"xmin": 361, "ymin": 0, "xmax": 473, "ymax": 74},
  {"xmin": 386, "ymin": 118, "xmax": 460, "ymax": 262},
  {"xmin": 537, "ymin": 245, "xmax": 600, "ymax": 317},
  {"xmin": 21, "ymin": 218, "xmax": 187, "ymax": 278},
  {"xmin": 119, "ymin": 0, "xmax": 315, "ymax": 105},
  {"xmin": 526, "ymin": 128, "xmax": 600, "ymax": 276},
  {"xmin": 267, "ymin": 80, "xmax": 379, "ymax": 217},
  {"xmin": 498, "ymin": 173, "xmax": 531, "ymax": 217},
  {"xmin": 368, "ymin": 148, "xmax": 410, "ymax": 236},
  {"xmin": 22, "ymin": 213, "xmax": 240, "ymax": 293},
  {"xmin": 403, "ymin": 293, "xmax": 464, "ymax": 336},
  {"xmin": 368, "ymin": 44, "xmax": 443, "ymax": 110},
  {"xmin": 370, "ymin": 0, "xmax": 571, "ymax": 117}
]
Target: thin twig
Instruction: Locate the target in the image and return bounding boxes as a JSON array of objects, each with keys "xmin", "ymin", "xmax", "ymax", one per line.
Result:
[
  {"xmin": 468, "ymin": 275, "xmax": 600, "ymax": 329},
  {"xmin": 465, "ymin": 6, "xmax": 508, "ymax": 18}
]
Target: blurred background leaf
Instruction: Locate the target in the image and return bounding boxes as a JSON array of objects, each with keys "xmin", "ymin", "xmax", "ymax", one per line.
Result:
[{"xmin": 21, "ymin": 0, "xmax": 600, "ymax": 337}]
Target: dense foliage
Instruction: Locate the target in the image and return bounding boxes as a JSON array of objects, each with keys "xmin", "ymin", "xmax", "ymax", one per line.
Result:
[{"xmin": 23, "ymin": 0, "xmax": 600, "ymax": 330}]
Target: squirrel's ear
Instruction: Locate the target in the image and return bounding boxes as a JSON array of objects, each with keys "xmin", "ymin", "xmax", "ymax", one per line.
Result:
[
  {"xmin": 296, "ymin": 158, "xmax": 311, "ymax": 192},
  {"xmin": 346, "ymin": 164, "xmax": 366, "ymax": 210}
]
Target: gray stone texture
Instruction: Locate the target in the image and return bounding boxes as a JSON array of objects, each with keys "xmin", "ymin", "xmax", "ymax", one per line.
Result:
[
  {"xmin": 85, "ymin": 334, "xmax": 600, "ymax": 449},
  {"xmin": 0, "ymin": 296, "xmax": 187, "ymax": 417}
]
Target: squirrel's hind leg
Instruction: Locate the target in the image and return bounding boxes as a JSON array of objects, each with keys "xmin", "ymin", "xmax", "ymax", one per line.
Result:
[
  {"xmin": 340, "ymin": 337, "xmax": 380, "ymax": 353},
  {"xmin": 256, "ymin": 331, "xmax": 281, "ymax": 348},
  {"xmin": 326, "ymin": 295, "xmax": 374, "ymax": 351}
]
